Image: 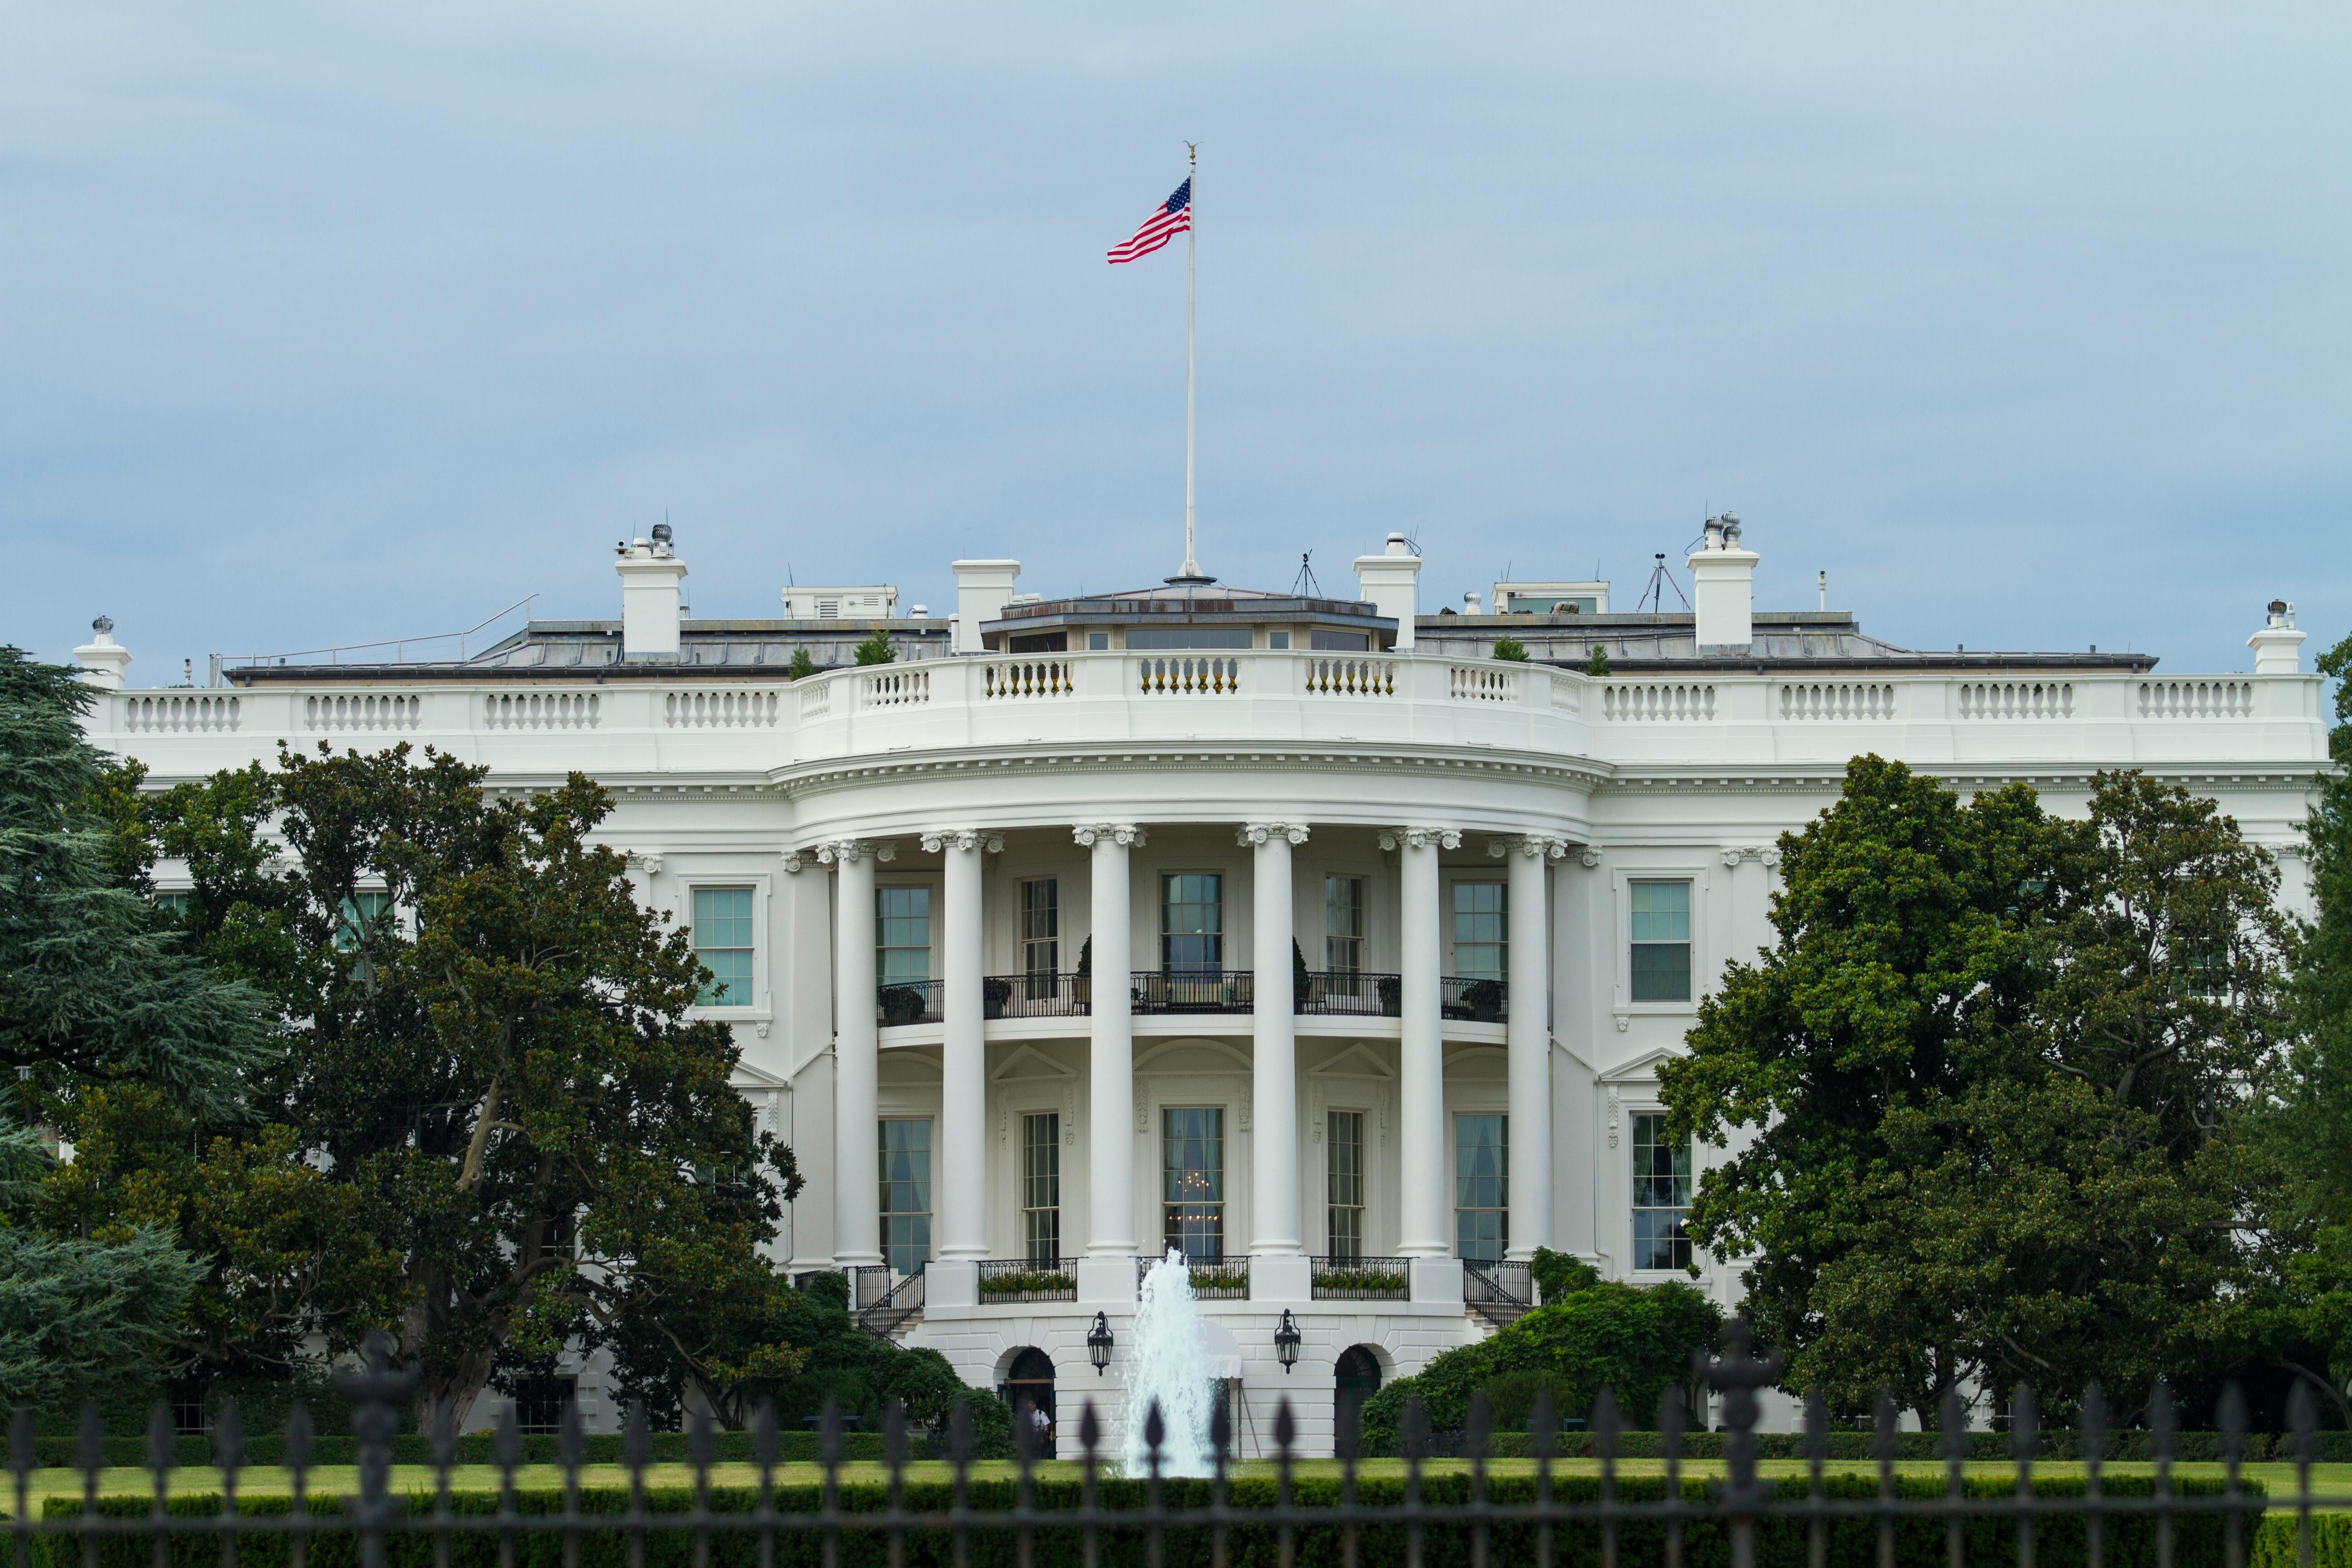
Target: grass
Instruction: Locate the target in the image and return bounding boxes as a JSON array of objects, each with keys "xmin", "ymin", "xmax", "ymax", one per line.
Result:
[{"xmin": 10, "ymin": 1459, "xmax": 2352, "ymax": 1509}]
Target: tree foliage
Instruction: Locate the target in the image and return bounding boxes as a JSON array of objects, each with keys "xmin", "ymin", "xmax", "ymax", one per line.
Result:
[
  {"xmin": 137, "ymin": 743, "xmax": 803, "ymax": 1428},
  {"xmin": 1358, "ymin": 1279, "xmax": 1720, "ymax": 1447},
  {"xmin": 853, "ymin": 630, "xmax": 896, "ymax": 666},
  {"xmin": 1491, "ymin": 635, "xmax": 1530, "ymax": 663},
  {"xmin": 1662, "ymin": 756, "xmax": 2288, "ymax": 1424}
]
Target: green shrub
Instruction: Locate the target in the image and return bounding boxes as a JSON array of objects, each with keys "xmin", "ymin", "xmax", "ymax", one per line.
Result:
[
  {"xmin": 1529, "ymin": 1247, "xmax": 1600, "ymax": 1303},
  {"xmin": 852, "ymin": 630, "xmax": 895, "ymax": 666},
  {"xmin": 1587, "ymin": 646, "xmax": 1610, "ymax": 676},
  {"xmin": 1491, "ymin": 635, "xmax": 1530, "ymax": 663}
]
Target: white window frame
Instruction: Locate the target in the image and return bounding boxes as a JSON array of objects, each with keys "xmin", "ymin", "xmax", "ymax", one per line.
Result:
[
  {"xmin": 680, "ymin": 871, "xmax": 773, "ymax": 1023},
  {"xmin": 1609, "ymin": 863, "xmax": 1710, "ymax": 1020},
  {"xmin": 873, "ymin": 872, "xmax": 940, "ymax": 989},
  {"xmin": 1443, "ymin": 875, "xmax": 1509, "ymax": 982},
  {"xmin": 1624, "ymin": 1102, "xmax": 1698, "ymax": 1278}
]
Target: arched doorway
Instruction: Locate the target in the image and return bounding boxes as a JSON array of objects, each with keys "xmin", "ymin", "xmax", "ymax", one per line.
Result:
[
  {"xmin": 1000, "ymin": 1347, "xmax": 1057, "ymax": 1456},
  {"xmin": 1335, "ymin": 1345, "xmax": 1384, "ymax": 1453}
]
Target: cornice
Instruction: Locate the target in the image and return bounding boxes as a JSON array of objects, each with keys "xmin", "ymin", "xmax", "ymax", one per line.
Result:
[{"xmin": 768, "ymin": 742, "xmax": 1615, "ymax": 800}]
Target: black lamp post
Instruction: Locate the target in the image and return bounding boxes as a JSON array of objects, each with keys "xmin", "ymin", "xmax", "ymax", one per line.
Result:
[
  {"xmin": 1087, "ymin": 1312, "xmax": 1114, "ymax": 1376},
  {"xmin": 1274, "ymin": 1309, "xmax": 1302, "ymax": 1372}
]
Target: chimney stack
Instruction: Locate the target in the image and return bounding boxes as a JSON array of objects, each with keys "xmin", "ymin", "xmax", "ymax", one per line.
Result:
[
  {"xmin": 615, "ymin": 524, "xmax": 688, "ymax": 660},
  {"xmin": 1688, "ymin": 512, "xmax": 1759, "ymax": 652},
  {"xmin": 1353, "ymin": 533, "xmax": 1423, "ymax": 650},
  {"xmin": 73, "ymin": 616, "xmax": 131, "ymax": 688},
  {"xmin": 950, "ymin": 559, "xmax": 1021, "ymax": 654},
  {"xmin": 2249, "ymin": 599, "xmax": 2306, "ymax": 674}
]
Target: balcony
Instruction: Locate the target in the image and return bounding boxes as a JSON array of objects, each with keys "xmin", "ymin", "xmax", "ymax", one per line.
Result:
[
  {"xmin": 986, "ymin": 973, "xmax": 1092, "ymax": 1019},
  {"xmin": 1130, "ymin": 969, "xmax": 1255, "ymax": 1015},
  {"xmin": 1140, "ymin": 1254, "xmax": 1250, "ymax": 1300},
  {"xmin": 977, "ymin": 1258, "xmax": 1077, "ymax": 1303},
  {"xmin": 876, "ymin": 979, "xmax": 944, "ymax": 1027},
  {"xmin": 1310, "ymin": 1255, "xmax": 1411, "ymax": 1301},
  {"xmin": 1440, "ymin": 976, "xmax": 1509, "ymax": 1023},
  {"xmin": 1298, "ymin": 971, "xmax": 1401, "ymax": 1016}
]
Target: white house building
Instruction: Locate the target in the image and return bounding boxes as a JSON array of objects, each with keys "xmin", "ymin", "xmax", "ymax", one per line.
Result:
[{"xmin": 71, "ymin": 519, "xmax": 2330, "ymax": 1448}]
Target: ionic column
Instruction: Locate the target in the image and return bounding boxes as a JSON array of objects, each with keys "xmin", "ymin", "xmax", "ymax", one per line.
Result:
[
  {"xmin": 925, "ymin": 830, "xmax": 1000, "ymax": 1263},
  {"xmin": 1386, "ymin": 827, "xmax": 1458, "ymax": 1258},
  {"xmin": 1243, "ymin": 823, "xmax": 1308, "ymax": 1270},
  {"xmin": 1076, "ymin": 823, "xmax": 1144, "ymax": 1303},
  {"xmin": 1494, "ymin": 834, "xmax": 1566, "ymax": 1259},
  {"xmin": 820, "ymin": 839, "xmax": 889, "ymax": 1268}
]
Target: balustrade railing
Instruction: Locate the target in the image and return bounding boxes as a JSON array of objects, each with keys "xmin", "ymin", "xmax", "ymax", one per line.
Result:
[
  {"xmin": 977, "ymin": 1257, "xmax": 1076, "ymax": 1302},
  {"xmin": 2141, "ymin": 678, "xmax": 2257, "ymax": 718},
  {"xmin": 1130, "ymin": 969, "xmax": 1254, "ymax": 1014},
  {"xmin": 859, "ymin": 669, "xmax": 930, "ymax": 708},
  {"xmin": 981, "ymin": 660, "xmax": 1073, "ymax": 698},
  {"xmin": 1303, "ymin": 657, "xmax": 1396, "ymax": 696},
  {"xmin": 120, "ymin": 694, "xmax": 240, "ymax": 733},
  {"xmin": 1300, "ymin": 970, "xmax": 1402, "ymax": 1016},
  {"xmin": 1602, "ymin": 681, "xmax": 1718, "ymax": 721},
  {"xmin": 1450, "ymin": 665, "xmax": 1519, "ymax": 701},
  {"xmin": 663, "ymin": 689, "xmax": 781, "ymax": 728},
  {"xmin": 1778, "ymin": 681, "xmax": 1896, "ymax": 720},
  {"xmin": 1441, "ymin": 975, "xmax": 1509, "ymax": 1023},
  {"xmin": 985, "ymin": 972, "xmax": 1092, "ymax": 1018},
  {"xmin": 483, "ymin": 692, "xmax": 599, "ymax": 730},
  {"xmin": 1135, "ymin": 655, "xmax": 1241, "ymax": 694},
  {"xmin": 1312, "ymin": 1254, "xmax": 1411, "ymax": 1299},
  {"xmin": 875, "ymin": 979, "xmax": 944, "ymax": 1028},
  {"xmin": 306, "ymin": 693, "xmax": 421, "ymax": 732},
  {"xmin": 1956, "ymin": 679, "xmax": 2073, "ymax": 719}
]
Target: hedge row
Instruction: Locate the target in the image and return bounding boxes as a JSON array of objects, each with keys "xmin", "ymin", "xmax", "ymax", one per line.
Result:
[
  {"xmin": 22, "ymin": 1432, "xmax": 897, "ymax": 1471},
  {"xmin": 1372, "ymin": 1430, "xmax": 2352, "ymax": 1463},
  {"xmin": 34, "ymin": 1475, "xmax": 2258, "ymax": 1568}
]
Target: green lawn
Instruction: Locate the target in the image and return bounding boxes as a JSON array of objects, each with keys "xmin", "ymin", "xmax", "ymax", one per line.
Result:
[{"xmin": 10, "ymin": 1458, "xmax": 2351, "ymax": 1509}]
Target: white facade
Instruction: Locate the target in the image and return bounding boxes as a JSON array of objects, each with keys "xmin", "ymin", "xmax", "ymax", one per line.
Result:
[{"xmin": 76, "ymin": 540, "xmax": 2328, "ymax": 1448}]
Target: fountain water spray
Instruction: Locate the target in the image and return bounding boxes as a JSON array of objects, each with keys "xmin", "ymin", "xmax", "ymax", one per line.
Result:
[{"xmin": 1121, "ymin": 1249, "xmax": 1217, "ymax": 1477}]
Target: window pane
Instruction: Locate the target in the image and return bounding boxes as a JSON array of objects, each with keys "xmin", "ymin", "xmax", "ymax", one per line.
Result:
[
  {"xmin": 1327, "ymin": 1110, "xmax": 1365, "ymax": 1262},
  {"xmin": 1325, "ymin": 876, "xmax": 1365, "ymax": 974},
  {"xmin": 1455, "ymin": 1114, "xmax": 1508, "ymax": 1263},
  {"xmin": 1630, "ymin": 941, "xmax": 1692, "ymax": 1003},
  {"xmin": 879, "ymin": 1118, "xmax": 932, "ymax": 1274},
  {"xmin": 876, "ymin": 886, "xmax": 932, "ymax": 985},
  {"xmin": 1021, "ymin": 880, "xmax": 1059, "ymax": 979},
  {"xmin": 1451, "ymin": 882, "xmax": 1507, "ymax": 981},
  {"xmin": 1023, "ymin": 1113, "xmax": 1060, "ymax": 1265},
  {"xmin": 336, "ymin": 889, "xmax": 394, "ymax": 951},
  {"xmin": 1629, "ymin": 880, "xmax": 1690, "ymax": 942},
  {"xmin": 1161, "ymin": 874, "xmax": 1224, "ymax": 974},
  {"xmin": 1631, "ymin": 1112, "xmax": 1692, "ymax": 1271},
  {"xmin": 691, "ymin": 886, "xmax": 755, "ymax": 1006},
  {"xmin": 1162, "ymin": 1107, "xmax": 1225, "ymax": 1263}
]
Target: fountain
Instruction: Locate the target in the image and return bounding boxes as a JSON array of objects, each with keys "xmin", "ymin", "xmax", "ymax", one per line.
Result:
[{"xmin": 1120, "ymin": 1249, "xmax": 1218, "ymax": 1477}]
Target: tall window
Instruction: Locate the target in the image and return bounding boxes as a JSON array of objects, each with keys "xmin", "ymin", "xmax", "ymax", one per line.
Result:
[
  {"xmin": 691, "ymin": 887, "xmax": 755, "ymax": 1006},
  {"xmin": 1451, "ymin": 883, "xmax": 1507, "ymax": 980},
  {"xmin": 1327, "ymin": 1111, "xmax": 1365, "ymax": 1261},
  {"xmin": 1161, "ymin": 874, "xmax": 1223, "ymax": 975},
  {"xmin": 153, "ymin": 891, "xmax": 191, "ymax": 920},
  {"xmin": 879, "ymin": 1118, "xmax": 932, "ymax": 1275},
  {"xmin": 1455, "ymin": 1114, "xmax": 1508, "ymax": 1264},
  {"xmin": 335, "ymin": 889, "xmax": 394, "ymax": 951},
  {"xmin": 1022, "ymin": 1113, "xmax": 1061, "ymax": 1265},
  {"xmin": 1162, "ymin": 1107, "xmax": 1225, "ymax": 1262},
  {"xmin": 1632, "ymin": 1112, "xmax": 1693, "ymax": 1270},
  {"xmin": 876, "ymin": 886, "xmax": 932, "ymax": 985},
  {"xmin": 1021, "ymin": 880, "xmax": 1059, "ymax": 996},
  {"xmin": 1629, "ymin": 881, "xmax": 1692, "ymax": 1002},
  {"xmin": 1325, "ymin": 876, "xmax": 1366, "ymax": 975}
]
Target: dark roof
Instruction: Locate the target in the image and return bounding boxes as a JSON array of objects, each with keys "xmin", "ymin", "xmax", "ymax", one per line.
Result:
[
  {"xmin": 1414, "ymin": 610, "xmax": 2157, "ymax": 672},
  {"xmin": 226, "ymin": 618, "xmax": 951, "ymax": 684}
]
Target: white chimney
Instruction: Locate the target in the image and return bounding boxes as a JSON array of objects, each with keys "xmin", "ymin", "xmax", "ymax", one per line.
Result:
[
  {"xmin": 2249, "ymin": 600, "xmax": 2307, "ymax": 674},
  {"xmin": 73, "ymin": 616, "xmax": 131, "ymax": 688},
  {"xmin": 1688, "ymin": 512, "xmax": 1759, "ymax": 652},
  {"xmin": 950, "ymin": 559, "xmax": 1020, "ymax": 654},
  {"xmin": 1353, "ymin": 533, "xmax": 1423, "ymax": 651},
  {"xmin": 615, "ymin": 524, "xmax": 688, "ymax": 660}
]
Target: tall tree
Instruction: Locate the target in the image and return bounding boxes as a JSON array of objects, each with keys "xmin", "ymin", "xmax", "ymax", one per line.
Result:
[
  {"xmin": 147, "ymin": 744, "xmax": 802, "ymax": 1429},
  {"xmin": 1662, "ymin": 756, "xmax": 2287, "ymax": 1422}
]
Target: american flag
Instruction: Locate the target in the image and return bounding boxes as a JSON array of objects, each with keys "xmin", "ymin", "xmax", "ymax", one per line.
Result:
[{"xmin": 1107, "ymin": 177, "xmax": 1192, "ymax": 265}]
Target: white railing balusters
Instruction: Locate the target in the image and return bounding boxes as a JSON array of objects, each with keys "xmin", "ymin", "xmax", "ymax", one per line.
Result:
[
  {"xmin": 1302, "ymin": 657, "xmax": 1396, "ymax": 696},
  {"xmin": 1954, "ymin": 680, "xmax": 2073, "ymax": 720},
  {"xmin": 305, "ymin": 694, "xmax": 422, "ymax": 733},
  {"xmin": 1599, "ymin": 681, "xmax": 1718, "ymax": 721},
  {"xmin": 982, "ymin": 660, "xmax": 1073, "ymax": 698},
  {"xmin": 122, "ymin": 694, "xmax": 243, "ymax": 734},
  {"xmin": 1134, "ymin": 656, "xmax": 1241, "ymax": 695},
  {"xmin": 2137, "ymin": 679, "xmax": 2255, "ymax": 719}
]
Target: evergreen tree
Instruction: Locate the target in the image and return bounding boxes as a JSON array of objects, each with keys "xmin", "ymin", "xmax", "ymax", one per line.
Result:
[
  {"xmin": 853, "ymin": 629, "xmax": 896, "ymax": 666},
  {"xmin": 786, "ymin": 647, "xmax": 818, "ymax": 680},
  {"xmin": 1491, "ymin": 634, "xmax": 1530, "ymax": 663},
  {"xmin": 1586, "ymin": 645, "xmax": 1610, "ymax": 677}
]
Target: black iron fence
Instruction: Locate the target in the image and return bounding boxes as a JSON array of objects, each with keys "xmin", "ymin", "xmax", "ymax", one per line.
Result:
[
  {"xmin": 10, "ymin": 1323, "xmax": 2345, "ymax": 1568},
  {"xmin": 986, "ymin": 973, "xmax": 1092, "ymax": 1018},
  {"xmin": 1439, "ymin": 975, "xmax": 1509, "ymax": 1022},
  {"xmin": 1299, "ymin": 971, "xmax": 1403, "ymax": 1016},
  {"xmin": 874, "ymin": 979, "xmax": 943, "ymax": 1027},
  {"xmin": 1131, "ymin": 969, "xmax": 1254, "ymax": 1014}
]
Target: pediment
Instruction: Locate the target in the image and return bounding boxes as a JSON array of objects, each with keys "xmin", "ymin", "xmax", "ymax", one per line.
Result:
[
  {"xmin": 879, "ymin": 1050, "xmax": 941, "ymax": 1084},
  {"xmin": 1134, "ymin": 1037, "xmax": 1253, "ymax": 1075},
  {"xmin": 1599, "ymin": 1045, "xmax": 1687, "ymax": 1085},
  {"xmin": 990, "ymin": 1044, "xmax": 1077, "ymax": 1083},
  {"xmin": 1308, "ymin": 1042, "xmax": 1396, "ymax": 1081}
]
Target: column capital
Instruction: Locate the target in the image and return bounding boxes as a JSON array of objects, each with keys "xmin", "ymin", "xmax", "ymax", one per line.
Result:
[
  {"xmin": 781, "ymin": 850, "xmax": 806, "ymax": 873},
  {"xmin": 1378, "ymin": 827, "xmax": 1460, "ymax": 852},
  {"xmin": 920, "ymin": 830, "xmax": 1004, "ymax": 855},
  {"xmin": 1486, "ymin": 834, "xmax": 1571, "ymax": 860},
  {"xmin": 815, "ymin": 838, "xmax": 895, "ymax": 865},
  {"xmin": 626, "ymin": 850, "xmax": 666, "ymax": 877},
  {"xmin": 1578, "ymin": 845, "xmax": 1603, "ymax": 868},
  {"xmin": 1073, "ymin": 823, "xmax": 1148, "ymax": 848},
  {"xmin": 1237, "ymin": 822, "xmax": 1309, "ymax": 847}
]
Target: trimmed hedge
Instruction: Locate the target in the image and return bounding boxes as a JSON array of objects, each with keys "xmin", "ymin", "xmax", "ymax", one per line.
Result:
[
  {"xmin": 35, "ymin": 1475, "xmax": 2258, "ymax": 1568},
  {"xmin": 1370, "ymin": 1429, "xmax": 2352, "ymax": 1463},
  {"xmin": 22, "ymin": 1432, "xmax": 902, "ymax": 1470}
]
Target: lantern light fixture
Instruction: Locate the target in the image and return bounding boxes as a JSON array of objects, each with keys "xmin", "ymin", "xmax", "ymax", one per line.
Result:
[
  {"xmin": 1087, "ymin": 1312, "xmax": 1114, "ymax": 1375},
  {"xmin": 1274, "ymin": 1309, "xmax": 1302, "ymax": 1372}
]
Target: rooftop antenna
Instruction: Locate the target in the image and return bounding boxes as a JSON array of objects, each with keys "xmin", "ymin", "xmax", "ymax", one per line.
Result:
[
  {"xmin": 1636, "ymin": 552, "xmax": 1690, "ymax": 614},
  {"xmin": 1291, "ymin": 551, "xmax": 1323, "ymax": 597},
  {"xmin": 1401, "ymin": 529, "xmax": 1423, "ymax": 558}
]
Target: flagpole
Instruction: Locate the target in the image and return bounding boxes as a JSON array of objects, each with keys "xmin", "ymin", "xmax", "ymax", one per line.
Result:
[{"xmin": 1180, "ymin": 141, "xmax": 1200, "ymax": 580}]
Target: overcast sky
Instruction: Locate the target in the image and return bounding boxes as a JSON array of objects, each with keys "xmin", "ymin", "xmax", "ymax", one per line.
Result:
[{"xmin": 3, "ymin": 3, "xmax": 2345, "ymax": 679}]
